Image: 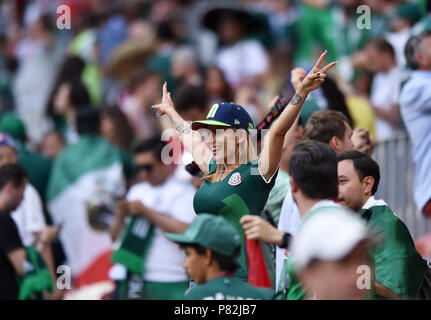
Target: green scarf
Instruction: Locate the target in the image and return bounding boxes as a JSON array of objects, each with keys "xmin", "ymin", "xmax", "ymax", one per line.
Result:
[
  {"xmin": 17, "ymin": 246, "xmax": 54, "ymax": 300},
  {"xmin": 112, "ymin": 216, "xmax": 155, "ymax": 299}
]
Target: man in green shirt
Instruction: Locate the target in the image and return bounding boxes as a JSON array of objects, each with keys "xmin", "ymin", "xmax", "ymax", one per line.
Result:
[
  {"xmin": 165, "ymin": 214, "xmax": 274, "ymax": 300},
  {"xmin": 337, "ymin": 150, "xmax": 430, "ymax": 299}
]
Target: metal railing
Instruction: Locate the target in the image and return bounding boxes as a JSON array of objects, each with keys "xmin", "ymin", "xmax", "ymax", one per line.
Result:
[{"xmin": 373, "ymin": 134, "xmax": 430, "ymax": 240}]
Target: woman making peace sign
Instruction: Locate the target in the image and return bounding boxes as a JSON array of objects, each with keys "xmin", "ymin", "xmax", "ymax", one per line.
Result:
[{"xmin": 153, "ymin": 51, "xmax": 336, "ymax": 283}]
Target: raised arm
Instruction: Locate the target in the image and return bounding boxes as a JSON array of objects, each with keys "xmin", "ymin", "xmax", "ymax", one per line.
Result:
[
  {"xmin": 152, "ymin": 82, "xmax": 213, "ymax": 175},
  {"xmin": 259, "ymin": 51, "xmax": 337, "ymax": 181}
]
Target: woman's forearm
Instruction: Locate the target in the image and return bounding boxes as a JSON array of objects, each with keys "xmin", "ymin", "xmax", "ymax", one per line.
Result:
[
  {"xmin": 270, "ymin": 91, "xmax": 308, "ymax": 137},
  {"xmin": 165, "ymin": 109, "xmax": 212, "ymax": 173}
]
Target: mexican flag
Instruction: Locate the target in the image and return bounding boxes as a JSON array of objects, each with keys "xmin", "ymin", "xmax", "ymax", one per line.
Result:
[
  {"xmin": 359, "ymin": 196, "xmax": 428, "ymax": 299},
  {"xmin": 47, "ymin": 134, "xmax": 126, "ymax": 280}
]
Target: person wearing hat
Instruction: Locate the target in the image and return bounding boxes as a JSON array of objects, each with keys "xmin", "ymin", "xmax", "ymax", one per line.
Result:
[
  {"xmin": 165, "ymin": 214, "xmax": 273, "ymax": 300},
  {"xmin": 153, "ymin": 52, "xmax": 336, "ymax": 284},
  {"xmin": 290, "ymin": 208, "xmax": 377, "ymax": 300},
  {"xmin": 201, "ymin": 5, "xmax": 270, "ymax": 89},
  {"xmin": 0, "ymin": 112, "xmax": 52, "ymax": 202},
  {"xmin": 387, "ymin": 1, "xmax": 424, "ymax": 67}
]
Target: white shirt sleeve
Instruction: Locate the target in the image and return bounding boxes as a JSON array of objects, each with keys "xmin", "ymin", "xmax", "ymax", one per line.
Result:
[
  {"xmin": 243, "ymin": 40, "xmax": 269, "ymax": 77},
  {"xmin": 22, "ymin": 184, "xmax": 46, "ymax": 233},
  {"xmin": 169, "ymin": 185, "xmax": 196, "ymax": 224},
  {"xmin": 11, "ymin": 184, "xmax": 46, "ymax": 246}
]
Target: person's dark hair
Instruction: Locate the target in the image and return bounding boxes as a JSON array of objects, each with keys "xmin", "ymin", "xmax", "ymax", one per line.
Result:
[
  {"xmin": 46, "ymin": 56, "xmax": 86, "ymax": 116},
  {"xmin": 288, "ymin": 140, "xmax": 338, "ymax": 200},
  {"xmin": 205, "ymin": 65, "xmax": 234, "ymax": 102},
  {"xmin": 101, "ymin": 106, "xmax": 135, "ymax": 151},
  {"xmin": 405, "ymin": 31, "xmax": 431, "ymax": 70},
  {"xmin": 128, "ymin": 68, "xmax": 160, "ymax": 93},
  {"xmin": 38, "ymin": 14, "xmax": 54, "ymax": 33},
  {"xmin": 133, "ymin": 136, "xmax": 165, "ymax": 162},
  {"xmin": 337, "ymin": 151, "xmax": 380, "ymax": 195},
  {"xmin": 366, "ymin": 38, "xmax": 395, "ymax": 59},
  {"xmin": 156, "ymin": 20, "xmax": 176, "ymax": 42},
  {"xmin": 173, "ymin": 85, "xmax": 209, "ymax": 114},
  {"xmin": 69, "ymin": 81, "xmax": 91, "ymax": 110},
  {"xmin": 303, "ymin": 110, "xmax": 351, "ymax": 144},
  {"xmin": 180, "ymin": 243, "xmax": 238, "ymax": 273},
  {"xmin": 0, "ymin": 164, "xmax": 27, "ymax": 190},
  {"xmin": 320, "ymin": 77, "xmax": 353, "ymax": 124},
  {"xmin": 76, "ymin": 108, "xmax": 100, "ymax": 135}
]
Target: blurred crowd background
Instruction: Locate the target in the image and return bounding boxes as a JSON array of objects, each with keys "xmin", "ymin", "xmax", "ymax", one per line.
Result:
[{"xmin": 0, "ymin": 0, "xmax": 430, "ymax": 298}]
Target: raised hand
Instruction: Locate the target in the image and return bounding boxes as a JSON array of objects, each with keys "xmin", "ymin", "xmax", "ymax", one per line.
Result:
[
  {"xmin": 290, "ymin": 67, "xmax": 307, "ymax": 93},
  {"xmin": 296, "ymin": 50, "xmax": 337, "ymax": 96},
  {"xmin": 152, "ymin": 81, "xmax": 175, "ymax": 117}
]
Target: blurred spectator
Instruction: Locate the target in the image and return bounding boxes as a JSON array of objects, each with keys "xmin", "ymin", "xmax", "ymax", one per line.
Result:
[
  {"xmin": 171, "ymin": 46, "xmax": 202, "ymax": 87},
  {"xmin": 51, "ymin": 81, "xmax": 91, "ymax": 144},
  {"xmin": 172, "ymin": 84, "xmax": 210, "ymax": 186},
  {"xmin": 45, "ymin": 56, "xmax": 86, "ymax": 116},
  {"xmin": 100, "ymin": 106, "xmax": 134, "ymax": 152},
  {"xmin": 173, "ymin": 84, "xmax": 209, "ymax": 122},
  {"xmin": 147, "ymin": 20, "xmax": 179, "ymax": 90},
  {"xmin": 110, "ymin": 137, "xmax": 196, "ymax": 300},
  {"xmin": 386, "ymin": 2, "xmax": 423, "ymax": 67},
  {"xmin": 0, "ymin": 112, "xmax": 52, "ymax": 202},
  {"xmin": 120, "ymin": 69, "xmax": 161, "ymax": 140},
  {"xmin": 295, "ymin": 0, "xmax": 370, "ymax": 81},
  {"xmin": 360, "ymin": 38, "xmax": 403, "ymax": 141},
  {"xmin": 264, "ymin": 119, "xmax": 304, "ymax": 227},
  {"xmin": 204, "ymin": 65, "xmax": 234, "ymax": 104},
  {"xmin": 201, "ymin": 6, "xmax": 269, "ymax": 89},
  {"xmin": 68, "ymin": 13, "xmax": 102, "ymax": 105},
  {"xmin": 0, "ymin": 133, "xmax": 58, "ymax": 292},
  {"xmin": 0, "ymin": 164, "xmax": 28, "ymax": 300},
  {"xmin": 400, "ymin": 31, "xmax": 431, "ymax": 225},
  {"xmin": 0, "ymin": 34, "xmax": 16, "ymax": 113},
  {"xmin": 41, "ymin": 131, "xmax": 65, "ymax": 160},
  {"xmin": 0, "ymin": 134, "xmax": 45, "ymax": 247},
  {"xmin": 291, "ymin": 207, "xmax": 375, "ymax": 300},
  {"xmin": 94, "ymin": 0, "xmax": 128, "ymax": 67},
  {"xmin": 100, "ymin": 106, "xmax": 136, "ymax": 181},
  {"xmin": 412, "ymin": 0, "xmax": 431, "ymax": 35},
  {"xmin": 13, "ymin": 14, "xmax": 61, "ymax": 146}
]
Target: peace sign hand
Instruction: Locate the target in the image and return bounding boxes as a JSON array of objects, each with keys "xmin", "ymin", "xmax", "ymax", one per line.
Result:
[
  {"xmin": 152, "ymin": 81, "xmax": 175, "ymax": 117},
  {"xmin": 296, "ymin": 51, "xmax": 337, "ymax": 96}
]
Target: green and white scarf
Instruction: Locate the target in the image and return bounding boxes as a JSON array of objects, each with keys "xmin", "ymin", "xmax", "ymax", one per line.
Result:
[
  {"xmin": 17, "ymin": 246, "xmax": 54, "ymax": 300},
  {"xmin": 112, "ymin": 216, "xmax": 155, "ymax": 299}
]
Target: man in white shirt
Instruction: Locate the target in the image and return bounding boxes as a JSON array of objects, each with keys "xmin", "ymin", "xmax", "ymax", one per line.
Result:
[
  {"xmin": 111, "ymin": 137, "xmax": 196, "ymax": 299},
  {"xmin": 363, "ymin": 38, "xmax": 404, "ymax": 141},
  {"xmin": 202, "ymin": 7, "xmax": 269, "ymax": 89},
  {"xmin": 0, "ymin": 134, "xmax": 46, "ymax": 246}
]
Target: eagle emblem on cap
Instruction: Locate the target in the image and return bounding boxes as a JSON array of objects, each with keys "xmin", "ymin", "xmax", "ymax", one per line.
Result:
[{"xmin": 228, "ymin": 172, "xmax": 242, "ymax": 186}]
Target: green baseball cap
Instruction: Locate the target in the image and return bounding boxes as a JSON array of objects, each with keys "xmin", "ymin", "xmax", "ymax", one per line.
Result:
[
  {"xmin": 191, "ymin": 102, "xmax": 255, "ymax": 132},
  {"xmin": 0, "ymin": 112, "xmax": 26, "ymax": 142},
  {"xmin": 165, "ymin": 213, "xmax": 241, "ymax": 258},
  {"xmin": 396, "ymin": 2, "xmax": 423, "ymax": 25}
]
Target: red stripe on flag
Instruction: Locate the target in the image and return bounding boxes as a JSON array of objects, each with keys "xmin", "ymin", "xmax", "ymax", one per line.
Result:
[{"xmin": 245, "ymin": 235, "xmax": 272, "ymax": 288}]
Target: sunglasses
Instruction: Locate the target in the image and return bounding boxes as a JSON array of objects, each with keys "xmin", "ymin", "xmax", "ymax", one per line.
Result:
[{"xmin": 136, "ymin": 163, "xmax": 155, "ymax": 173}]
